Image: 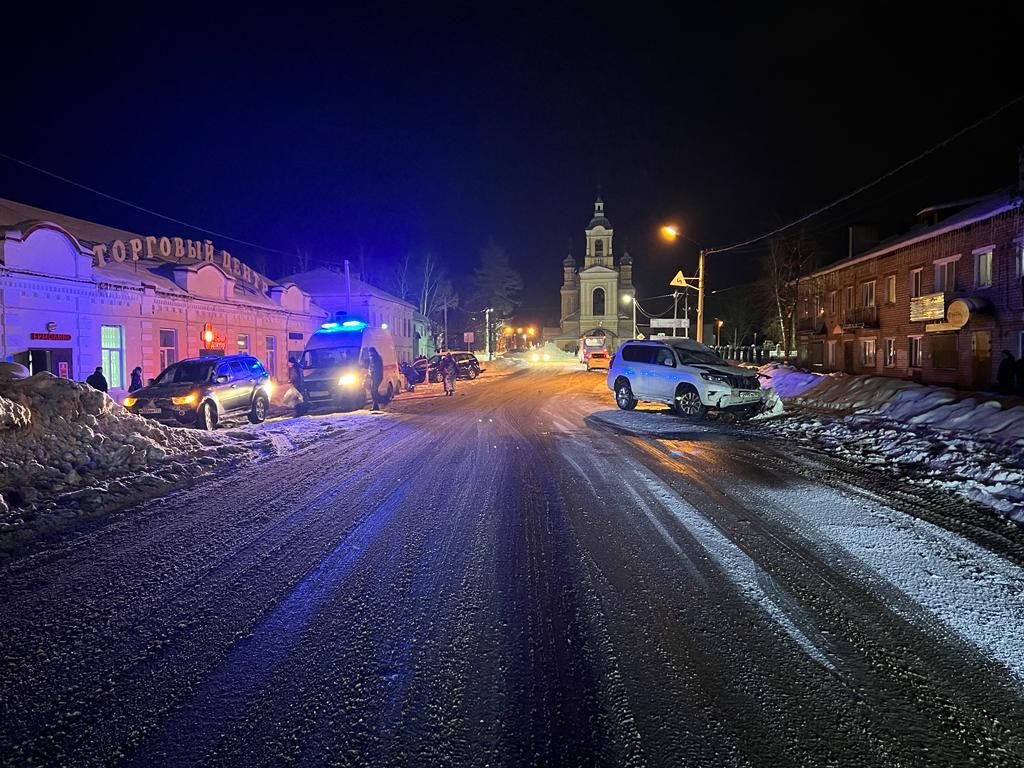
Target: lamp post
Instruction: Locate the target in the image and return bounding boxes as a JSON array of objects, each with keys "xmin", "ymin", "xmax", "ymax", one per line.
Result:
[
  {"xmin": 715, "ymin": 318, "xmax": 724, "ymax": 347},
  {"xmin": 621, "ymin": 292, "xmax": 636, "ymax": 339},
  {"xmin": 660, "ymin": 224, "xmax": 707, "ymax": 343}
]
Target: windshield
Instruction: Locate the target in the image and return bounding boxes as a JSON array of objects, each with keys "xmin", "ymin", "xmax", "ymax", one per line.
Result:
[
  {"xmin": 154, "ymin": 360, "xmax": 214, "ymax": 385},
  {"xmin": 673, "ymin": 346, "xmax": 726, "ymax": 366},
  {"xmin": 301, "ymin": 346, "xmax": 361, "ymax": 369}
]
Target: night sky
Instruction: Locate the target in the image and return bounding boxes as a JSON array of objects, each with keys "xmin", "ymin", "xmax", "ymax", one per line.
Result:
[{"xmin": 3, "ymin": 4, "xmax": 1023, "ymax": 328}]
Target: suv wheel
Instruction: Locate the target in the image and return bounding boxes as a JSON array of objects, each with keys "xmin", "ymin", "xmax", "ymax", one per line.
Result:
[
  {"xmin": 467, "ymin": 366, "xmax": 478, "ymax": 380},
  {"xmin": 199, "ymin": 401, "xmax": 218, "ymax": 430},
  {"xmin": 248, "ymin": 393, "xmax": 269, "ymax": 424},
  {"xmin": 615, "ymin": 380, "xmax": 637, "ymax": 411},
  {"xmin": 673, "ymin": 385, "xmax": 707, "ymax": 420}
]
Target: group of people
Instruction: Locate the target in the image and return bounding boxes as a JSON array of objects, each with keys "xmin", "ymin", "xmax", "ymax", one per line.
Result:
[
  {"xmin": 84, "ymin": 365, "xmax": 145, "ymax": 394},
  {"xmin": 997, "ymin": 350, "xmax": 1024, "ymax": 395}
]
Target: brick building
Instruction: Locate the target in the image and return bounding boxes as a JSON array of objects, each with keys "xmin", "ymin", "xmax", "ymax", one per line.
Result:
[{"xmin": 796, "ymin": 189, "xmax": 1024, "ymax": 388}]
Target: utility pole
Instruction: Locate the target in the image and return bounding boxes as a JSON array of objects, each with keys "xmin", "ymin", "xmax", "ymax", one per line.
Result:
[
  {"xmin": 443, "ymin": 301, "xmax": 448, "ymax": 351},
  {"xmin": 485, "ymin": 307, "xmax": 493, "ymax": 360},
  {"xmin": 696, "ymin": 249, "xmax": 706, "ymax": 343},
  {"xmin": 684, "ymin": 289, "xmax": 690, "ymax": 339},
  {"xmin": 672, "ymin": 290, "xmax": 678, "ymax": 338}
]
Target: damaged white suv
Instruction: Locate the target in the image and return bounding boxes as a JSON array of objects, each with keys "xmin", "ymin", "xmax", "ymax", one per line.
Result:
[{"xmin": 607, "ymin": 338, "xmax": 765, "ymax": 419}]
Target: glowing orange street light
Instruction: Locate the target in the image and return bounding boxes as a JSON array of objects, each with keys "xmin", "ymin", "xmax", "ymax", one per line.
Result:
[
  {"xmin": 660, "ymin": 224, "xmax": 680, "ymax": 241},
  {"xmin": 715, "ymin": 318, "xmax": 724, "ymax": 346},
  {"xmin": 527, "ymin": 327, "xmax": 536, "ymax": 336}
]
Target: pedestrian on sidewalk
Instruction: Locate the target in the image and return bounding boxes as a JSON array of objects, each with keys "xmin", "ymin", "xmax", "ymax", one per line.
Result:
[
  {"xmin": 86, "ymin": 366, "xmax": 108, "ymax": 392},
  {"xmin": 440, "ymin": 352, "xmax": 457, "ymax": 396},
  {"xmin": 129, "ymin": 366, "xmax": 144, "ymax": 392},
  {"xmin": 997, "ymin": 350, "xmax": 1016, "ymax": 395}
]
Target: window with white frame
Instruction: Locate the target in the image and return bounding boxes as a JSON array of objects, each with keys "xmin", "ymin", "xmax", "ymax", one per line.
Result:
[
  {"xmin": 885, "ymin": 274, "xmax": 896, "ymax": 304},
  {"xmin": 934, "ymin": 256, "xmax": 958, "ymax": 292},
  {"xmin": 910, "ymin": 268, "xmax": 923, "ymax": 298},
  {"xmin": 826, "ymin": 339, "xmax": 837, "ymax": 367},
  {"xmin": 237, "ymin": 334, "xmax": 250, "ymax": 353},
  {"xmin": 829, "ymin": 290, "xmax": 837, "ymax": 315},
  {"xmin": 861, "ymin": 338, "xmax": 876, "ymax": 368},
  {"xmin": 883, "ymin": 338, "xmax": 896, "ymax": 367},
  {"xmin": 100, "ymin": 325, "xmax": 124, "ymax": 389},
  {"xmin": 861, "ymin": 281, "xmax": 875, "ymax": 307},
  {"xmin": 1015, "ymin": 241, "xmax": 1024, "ymax": 279},
  {"xmin": 973, "ymin": 247, "xmax": 994, "ymax": 288},
  {"xmin": 265, "ymin": 335, "xmax": 277, "ymax": 376},
  {"xmin": 845, "ymin": 286, "xmax": 853, "ymax": 311},
  {"xmin": 908, "ymin": 335, "xmax": 923, "ymax": 368},
  {"xmin": 158, "ymin": 328, "xmax": 177, "ymax": 371}
]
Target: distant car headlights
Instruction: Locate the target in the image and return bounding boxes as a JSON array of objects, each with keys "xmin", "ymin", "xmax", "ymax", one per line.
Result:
[
  {"xmin": 542, "ymin": 353, "xmax": 550, "ymax": 361},
  {"xmin": 171, "ymin": 393, "xmax": 198, "ymax": 405},
  {"xmin": 531, "ymin": 353, "xmax": 540, "ymax": 362},
  {"xmin": 122, "ymin": 396, "xmax": 137, "ymax": 408},
  {"xmin": 700, "ymin": 372, "xmax": 731, "ymax": 385},
  {"xmin": 338, "ymin": 372, "xmax": 360, "ymax": 387}
]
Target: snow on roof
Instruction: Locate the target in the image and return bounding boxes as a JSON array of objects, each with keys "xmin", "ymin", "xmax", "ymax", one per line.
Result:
[{"xmin": 282, "ymin": 268, "xmax": 415, "ymax": 308}]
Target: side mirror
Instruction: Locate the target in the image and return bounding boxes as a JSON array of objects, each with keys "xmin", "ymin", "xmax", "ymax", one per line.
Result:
[
  {"xmin": 148, "ymin": 378, "xmax": 155, "ymax": 384},
  {"xmin": 216, "ymin": 374, "xmax": 230, "ymax": 384},
  {"xmin": 662, "ymin": 358, "xmax": 674, "ymax": 367}
]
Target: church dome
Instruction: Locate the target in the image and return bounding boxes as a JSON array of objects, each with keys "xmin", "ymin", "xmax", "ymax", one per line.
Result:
[{"xmin": 587, "ymin": 215, "xmax": 612, "ymax": 229}]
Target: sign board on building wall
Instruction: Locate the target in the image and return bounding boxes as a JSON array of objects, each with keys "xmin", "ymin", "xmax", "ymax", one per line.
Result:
[
  {"xmin": 650, "ymin": 318, "xmax": 689, "ymax": 329},
  {"xmin": 58, "ymin": 361, "xmax": 69, "ymax": 378},
  {"xmin": 30, "ymin": 332, "xmax": 72, "ymax": 341},
  {"xmin": 910, "ymin": 293, "xmax": 945, "ymax": 322},
  {"xmin": 92, "ymin": 236, "xmax": 271, "ymax": 293}
]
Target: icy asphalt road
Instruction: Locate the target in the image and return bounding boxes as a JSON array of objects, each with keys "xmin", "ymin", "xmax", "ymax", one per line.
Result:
[{"xmin": 2, "ymin": 365, "xmax": 1024, "ymax": 767}]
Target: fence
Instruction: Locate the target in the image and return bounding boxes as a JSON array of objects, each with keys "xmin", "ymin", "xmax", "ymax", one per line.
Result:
[{"xmin": 709, "ymin": 345, "xmax": 793, "ymax": 366}]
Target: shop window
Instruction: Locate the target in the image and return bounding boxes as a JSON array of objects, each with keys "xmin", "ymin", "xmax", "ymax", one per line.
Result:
[
  {"xmin": 883, "ymin": 338, "xmax": 896, "ymax": 367},
  {"xmin": 885, "ymin": 275, "xmax": 896, "ymax": 304},
  {"xmin": 974, "ymin": 248, "xmax": 993, "ymax": 288},
  {"xmin": 265, "ymin": 336, "xmax": 278, "ymax": 376},
  {"xmin": 237, "ymin": 334, "xmax": 250, "ymax": 353},
  {"xmin": 861, "ymin": 338, "xmax": 876, "ymax": 368},
  {"xmin": 932, "ymin": 334, "xmax": 959, "ymax": 369},
  {"xmin": 159, "ymin": 329, "xmax": 177, "ymax": 371},
  {"xmin": 909, "ymin": 336, "xmax": 923, "ymax": 368},
  {"xmin": 100, "ymin": 325, "xmax": 124, "ymax": 389}
]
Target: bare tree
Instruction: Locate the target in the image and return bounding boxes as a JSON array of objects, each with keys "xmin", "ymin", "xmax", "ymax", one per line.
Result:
[
  {"xmin": 763, "ymin": 230, "xmax": 815, "ymax": 364},
  {"xmin": 293, "ymin": 246, "xmax": 313, "ymax": 274}
]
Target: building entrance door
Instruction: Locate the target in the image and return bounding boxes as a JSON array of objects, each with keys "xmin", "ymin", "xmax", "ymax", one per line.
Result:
[
  {"xmin": 13, "ymin": 348, "xmax": 74, "ymax": 378},
  {"xmin": 843, "ymin": 340, "xmax": 855, "ymax": 373},
  {"xmin": 971, "ymin": 330, "xmax": 991, "ymax": 388}
]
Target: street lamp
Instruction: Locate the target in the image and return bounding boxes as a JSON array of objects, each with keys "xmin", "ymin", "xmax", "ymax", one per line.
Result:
[
  {"xmin": 621, "ymin": 293, "xmax": 636, "ymax": 339},
  {"xmin": 660, "ymin": 224, "xmax": 707, "ymax": 344},
  {"xmin": 715, "ymin": 318, "xmax": 724, "ymax": 346}
]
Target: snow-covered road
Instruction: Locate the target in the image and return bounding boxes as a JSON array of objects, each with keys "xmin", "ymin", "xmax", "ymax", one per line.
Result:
[{"xmin": 2, "ymin": 365, "xmax": 1023, "ymax": 766}]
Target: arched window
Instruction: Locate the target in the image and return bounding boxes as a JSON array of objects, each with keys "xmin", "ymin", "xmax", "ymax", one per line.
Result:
[
  {"xmin": 594, "ymin": 240, "xmax": 604, "ymax": 262},
  {"xmin": 592, "ymin": 287, "xmax": 606, "ymax": 316}
]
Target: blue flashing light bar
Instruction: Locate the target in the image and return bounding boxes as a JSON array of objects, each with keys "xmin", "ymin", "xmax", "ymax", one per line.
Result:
[
  {"xmin": 319, "ymin": 319, "xmax": 367, "ymax": 332},
  {"xmin": 320, "ymin": 321, "xmax": 340, "ymax": 329},
  {"xmin": 342, "ymin": 320, "xmax": 365, "ymax": 328}
]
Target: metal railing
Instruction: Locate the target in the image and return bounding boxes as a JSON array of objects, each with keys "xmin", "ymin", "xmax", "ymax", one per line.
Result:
[{"xmin": 842, "ymin": 306, "xmax": 878, "ymax": 328}]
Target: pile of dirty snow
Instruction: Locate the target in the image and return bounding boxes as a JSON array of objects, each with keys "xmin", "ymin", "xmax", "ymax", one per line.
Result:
[
  {"xmin": 758, "ymin": 365, "xmax": 1024, "ymax": 521},
  {"xmin": 0, "ymin": 371, "xmax": 253, "ymax": 548}
]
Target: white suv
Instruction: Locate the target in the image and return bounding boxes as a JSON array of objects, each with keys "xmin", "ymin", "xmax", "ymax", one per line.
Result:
[{"xmin": 607, "ymin": 339, "xmax": 765, "ymax": 419}]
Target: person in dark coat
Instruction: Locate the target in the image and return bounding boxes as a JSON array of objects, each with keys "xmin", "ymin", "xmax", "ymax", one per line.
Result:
[
  {"xmin": 439, "ymin": 353, "xmax": 457, "ymax": 396},
  {"xmin": 86, "ymin": 366, "xmax": 108, "ymax": 393},
  {"xmin": 367, "ymin": 347, "xmax": 384, "ymax": 411},
  {"xmin": 287, "ymin": 356, "xmax": 307, "ymax": 414},
  {"xmin": 129, "ymin": 367, "xmax": 144, "ymax": 392},
  {"xmin": 997, "ymin": 350, "xmax": 1016, "ymax": 395}
]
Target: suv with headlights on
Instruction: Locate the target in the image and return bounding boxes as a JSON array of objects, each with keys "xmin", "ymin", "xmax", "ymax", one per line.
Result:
[
  {"xmin": 607, "ymin": 339, "xmax": 764, "ymax": 419},
  {"xmin": 123, "ymin": 354, "xmax": 272, "ymax": 429}
]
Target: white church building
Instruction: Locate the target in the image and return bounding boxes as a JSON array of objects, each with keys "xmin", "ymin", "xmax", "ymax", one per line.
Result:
[{"xmin": 544, "ymin": 198, "xmax": 634, "ymax": 353}]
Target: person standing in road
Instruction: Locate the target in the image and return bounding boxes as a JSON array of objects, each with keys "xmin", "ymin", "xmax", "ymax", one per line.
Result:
[
  {"xmin": 129, "ymin": 366, "xmax": 144, "ymax": 392},
  {"xmin": 367, "ymin": 347, "xmax": 384, "ymax": 412},
  {"xmin": 287, "ymin": 356, "xmax": 307, "ymax": 415},
  {"xmin": 86, "ymin": 366, "xmax": 108, "ymax": 393},
  {"xmin": 997, "ymin": 350, "xmax": 1016, "ymax": 395},
  {"xmin": 440, "ymin": 352, "xmax": 457, "ymax": 397}
]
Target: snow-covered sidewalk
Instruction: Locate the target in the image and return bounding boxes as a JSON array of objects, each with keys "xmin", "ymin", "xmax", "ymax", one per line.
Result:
[{"xmin": 759, "ymin": 365, "xmax": 1024, "ymax": 522}]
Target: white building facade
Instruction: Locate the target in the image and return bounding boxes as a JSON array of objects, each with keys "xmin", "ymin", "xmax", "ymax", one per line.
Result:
[
  {"xmin": 545, "ymin": 198, "xmax": 634, "ymax": 352},
  {"xmin": 0, "ymin": 199, "xmax": 325, "ymax": 398}
]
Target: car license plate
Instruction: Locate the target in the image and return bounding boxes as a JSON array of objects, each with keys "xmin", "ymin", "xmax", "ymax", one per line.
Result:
[
  {"xmin": 140, "ymin": 407, "xmax": 161, "ymax": 414},
  {"xmin": 740, "ymin": 391, "xmax": 758, "ymax": 399},
  {"xmin": 311, "ymin": 390, "xmax": 330, "ymax": 398}
]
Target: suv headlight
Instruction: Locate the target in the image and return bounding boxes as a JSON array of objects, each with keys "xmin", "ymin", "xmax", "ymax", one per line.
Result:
[
  {"xmin": 171, "ymin": 393, "xmax": 198, "ymax": 405},
  {"xmin": 700, "ymin": 372, "xmax": 730, "ymax": 385},
  {"xmin": 338, "ymin": 372, "xmax": 359, "ymax": 387},
  {"xmin": 122, "ymin": 396, "xmax": 137, "ymax": 408}
]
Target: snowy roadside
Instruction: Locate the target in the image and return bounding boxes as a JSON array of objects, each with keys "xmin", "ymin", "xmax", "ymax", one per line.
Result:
[{"xmin": 758, "ymin": 365, "xmax": 1024, "ymax": 522}]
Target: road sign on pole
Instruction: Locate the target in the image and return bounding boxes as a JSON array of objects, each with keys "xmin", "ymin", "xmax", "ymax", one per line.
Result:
[{"xmin": 670, "ymin": 271, "xmax": 697, "ymax": 289}]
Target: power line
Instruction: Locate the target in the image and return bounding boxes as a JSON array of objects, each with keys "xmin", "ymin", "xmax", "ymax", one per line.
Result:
[
  {"xmin": 0, "ymin": 151, "xmax": 297, "ymax": 258},
  {"xmin": 707, "ymin": 92, "xmax": 1024, "ymax": 256}
]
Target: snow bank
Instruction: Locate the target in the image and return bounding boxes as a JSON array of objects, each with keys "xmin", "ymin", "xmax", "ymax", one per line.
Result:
[
  {"xmin": 0, "ymin": 372, "xmax": 252, "ymax": 548},
  {"xmin": 760, "ymin": 365, "xmax": 1024, "ymax": 522}
]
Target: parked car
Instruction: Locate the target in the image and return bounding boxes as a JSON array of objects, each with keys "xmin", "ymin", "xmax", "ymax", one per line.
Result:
[
  {"xmin": 586, "ymin": 350, "xmax": 611, "ymax": 372},
  {"xmin": 415, "ymin": 351, "xmax": 481, "ymax": 382},
  {"xmin": 299, "ymin": 321, "xmax": 402, "ymax": 411},
  {"xmin": 123, "ymin": 354, "xmax": 272, "ymax": 429},
  {"xmin": 607, "ymin": 338, "xmax": 765, "ymax": 419}
]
